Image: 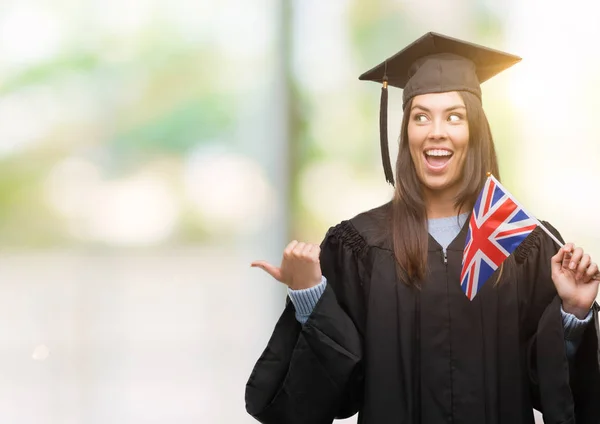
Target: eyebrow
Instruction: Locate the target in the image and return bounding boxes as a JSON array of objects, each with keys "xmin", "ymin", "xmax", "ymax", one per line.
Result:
[{"xmin": 410, "ymin": 104, "xmax": 466, "ymax": 113}]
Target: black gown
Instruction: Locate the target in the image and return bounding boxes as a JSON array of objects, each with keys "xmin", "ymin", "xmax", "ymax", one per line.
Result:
[{"xmin": 245, "ymin": 202, "xmax": 600, "ymax": 424}]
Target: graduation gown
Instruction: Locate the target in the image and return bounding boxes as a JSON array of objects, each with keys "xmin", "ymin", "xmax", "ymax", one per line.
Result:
[{"xmin": 245, "ymin": 202, "xmax": 600, "ymax": 424}]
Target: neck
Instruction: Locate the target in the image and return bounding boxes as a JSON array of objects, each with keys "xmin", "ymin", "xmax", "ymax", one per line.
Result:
[{"xmin": 424, "ymin": 188, "xmax": 469, "ymax": 219}]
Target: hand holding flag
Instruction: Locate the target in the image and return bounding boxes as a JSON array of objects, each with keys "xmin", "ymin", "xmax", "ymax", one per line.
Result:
[
  {"xmin": 461, "ymin": 173, "xmax": 599, "ymax": 304},
  {"xmin": 551, "ymin": 243, "xmax": 599, "ymax": 319}
]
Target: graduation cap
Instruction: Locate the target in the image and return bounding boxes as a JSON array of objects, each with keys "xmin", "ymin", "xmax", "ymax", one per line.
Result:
[{"xmin": 359, "ymin": 32, "xmax": 521, "ymax": 186}]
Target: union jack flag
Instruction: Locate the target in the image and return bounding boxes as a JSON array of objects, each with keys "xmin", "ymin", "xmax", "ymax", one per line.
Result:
[{"xmin": 460, "ymin": 174, "xmax": 540, "ymax": 300}]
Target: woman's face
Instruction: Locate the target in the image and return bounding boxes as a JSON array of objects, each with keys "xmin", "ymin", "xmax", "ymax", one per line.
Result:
[{"xmin": 407, "ymin": 91, "xmax": 469, "ymax": 198}]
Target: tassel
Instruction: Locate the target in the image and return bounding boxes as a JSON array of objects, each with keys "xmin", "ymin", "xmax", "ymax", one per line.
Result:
[{"xmin": 380, "ymin": 78, "xmax": 394, "ymax": 186}]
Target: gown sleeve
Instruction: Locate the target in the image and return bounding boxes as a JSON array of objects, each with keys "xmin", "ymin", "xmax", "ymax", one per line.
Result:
[
  {"xmin": 245, "ymin": 221, "xmax": 368, "ymax": 424},
  {"xmin": 516, "ymin": 221, "xmax": 600, "ymax": 423}
]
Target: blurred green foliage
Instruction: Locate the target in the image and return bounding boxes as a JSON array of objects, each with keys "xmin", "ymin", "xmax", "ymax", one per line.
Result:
[{"xmin": 0, "ymin": 0, "xmax": 518, "ymax": 248}]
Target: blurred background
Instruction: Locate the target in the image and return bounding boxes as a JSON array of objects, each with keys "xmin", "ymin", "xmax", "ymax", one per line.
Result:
[{"xmin": 0, "ymin": 0, "xmax": 598, "ymax": 423}]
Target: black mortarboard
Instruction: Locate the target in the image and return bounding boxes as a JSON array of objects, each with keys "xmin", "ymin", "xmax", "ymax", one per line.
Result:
[{"xmin": 359, "ymin": 32, "xmax": 521, "ymax": 185}]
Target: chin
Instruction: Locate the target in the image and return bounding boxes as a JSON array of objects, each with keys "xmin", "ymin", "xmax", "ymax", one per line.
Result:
[{"xmin": 420, "ymin": 175, "xmax": 460, "ymax": 194}]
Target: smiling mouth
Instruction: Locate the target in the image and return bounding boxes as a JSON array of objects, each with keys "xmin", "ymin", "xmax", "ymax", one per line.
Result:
[{"xmin": 424, "ymin": 149, "xmax": 453, "ymax": 169}]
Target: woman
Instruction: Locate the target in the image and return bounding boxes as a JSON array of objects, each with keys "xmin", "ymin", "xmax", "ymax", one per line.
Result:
[{"xmin": 245, "ymin": 32, "xmax": 600, "ymax": 424}]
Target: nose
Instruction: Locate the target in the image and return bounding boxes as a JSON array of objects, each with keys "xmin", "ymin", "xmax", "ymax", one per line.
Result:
[{"xmin": 428, "ymin": 119, "xmax": 448, "ymax": 140}]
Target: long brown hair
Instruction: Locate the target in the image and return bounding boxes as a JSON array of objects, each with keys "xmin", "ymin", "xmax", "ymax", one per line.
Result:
[{"xmin": 391, "ymin": 91, "xmax": 500, "ymax": 285}]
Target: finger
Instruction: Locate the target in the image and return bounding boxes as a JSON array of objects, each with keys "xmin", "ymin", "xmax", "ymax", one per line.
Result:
[
  {"xmin": 551, "ymin": 248, "xmax": 565, "ymax": 275},
  {"xmin": 576, "ymin": 254, "xmax": 591, "ymax": 280},
  {"xmin": 250, "ymin": 260, "xmax": 283, "ymax": 282},
  {"xmin": 567, "ymin": 247, "xmax": 584, "ymax": 271},
  {"xmin": 283, "ymin": 240, "xmax": 299, "ymax": 260},
  {"xmin": 310, "ymin": 245, "xmax": 321, "ymax": 263},
  {"xmin": 301, "ymin": 243, "xmax": 314, "ymax": 258},
  {"xmin": 292, "ymin": 241, "xmax": 306, "ymax": 256},
  {"xmin": 586, "ymin": 262, "xmax": 599, "ymax": 282},
  {"xmin": 302, "ymin": 243, "xmax": 321, "ymax": 263},
  {"xmin": 561, "ymin": 243, "xmax": 574, "ymax": 268}
]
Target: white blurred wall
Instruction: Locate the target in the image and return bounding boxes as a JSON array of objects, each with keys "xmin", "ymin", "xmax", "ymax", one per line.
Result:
[{"xmin": 0, "ymin": 248, "xmax": 287, "ymax": 423}]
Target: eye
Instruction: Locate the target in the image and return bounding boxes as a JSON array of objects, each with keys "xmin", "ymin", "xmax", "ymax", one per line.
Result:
[
  {"xmin": 448, "ymin": 113, "xmax": 463, "ymax": 122},
  {"xmin": 413, "ymin": 113, "xmax": 429, "ymax": 123}
]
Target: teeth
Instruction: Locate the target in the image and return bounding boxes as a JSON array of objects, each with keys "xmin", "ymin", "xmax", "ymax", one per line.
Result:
[{"xmin": 425, "ymin": 149, "xmax": 452, "ymax": 157}]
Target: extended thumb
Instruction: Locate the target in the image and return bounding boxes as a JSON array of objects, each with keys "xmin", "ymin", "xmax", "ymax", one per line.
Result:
[{"xmin": 251, "ymin": 261, "xmax": 283, "ymax": 282}]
